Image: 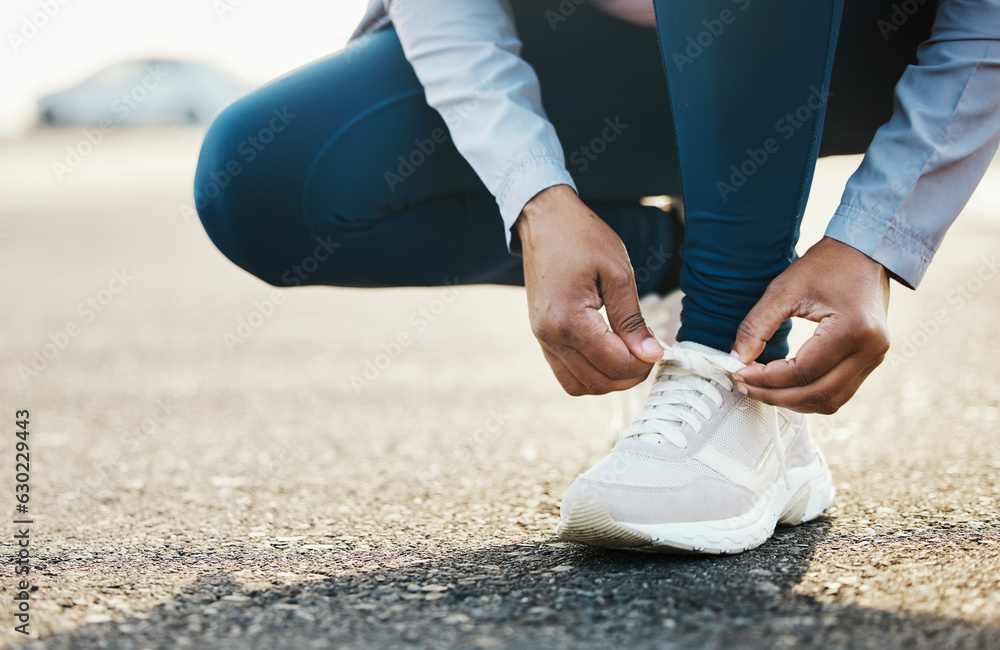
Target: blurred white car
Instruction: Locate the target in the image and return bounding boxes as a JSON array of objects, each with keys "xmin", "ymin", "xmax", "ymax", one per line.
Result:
[{"xmin": 38, "ymin": 58, "xmax": 251, "ymax": 126}]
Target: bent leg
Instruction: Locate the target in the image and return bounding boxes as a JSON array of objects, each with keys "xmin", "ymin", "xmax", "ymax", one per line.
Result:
[
  {"xmin": 195, "ymin": 13, "xmax": 681, "ymax": 294},
  {"xmin": 653, "ymin": 0, "xmax": 844, "ymax": 360},
  {"xmin": 194, "ymin": 29, "xmax": 519, "ymax": 289}
]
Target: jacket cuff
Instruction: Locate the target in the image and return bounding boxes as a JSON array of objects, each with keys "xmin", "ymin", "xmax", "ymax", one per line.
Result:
[
  {"xmin": 824, "ymin": 203, "xmax": 934, "ymax": 289},
  {"xmin": 496, "ymin": 155, "xmax": 577, "ymax": 255}
]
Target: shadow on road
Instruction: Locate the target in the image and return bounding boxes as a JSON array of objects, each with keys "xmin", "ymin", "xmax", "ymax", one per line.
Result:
[{"xmin": 23, "ymin": 519, "xmax": 1000, "ymax": 649}]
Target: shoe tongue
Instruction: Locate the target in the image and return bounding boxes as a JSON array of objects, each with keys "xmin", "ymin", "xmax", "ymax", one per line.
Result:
[{"xmin": 634, "ymin": 342, "xmax": 728, "ymax": 446}]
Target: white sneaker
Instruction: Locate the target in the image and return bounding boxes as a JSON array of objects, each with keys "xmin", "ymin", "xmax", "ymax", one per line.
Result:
[{"xmin": 558, "ymin": 341, "xmax": 835, "ymax": 554}]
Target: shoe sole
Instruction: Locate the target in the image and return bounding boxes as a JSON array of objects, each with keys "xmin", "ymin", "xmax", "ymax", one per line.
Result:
[{"xmin": 557, "ymin": 454, "xmax": 835, "ymax": 555}]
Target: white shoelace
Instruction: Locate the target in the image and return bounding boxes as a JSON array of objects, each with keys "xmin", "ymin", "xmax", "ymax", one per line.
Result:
[
  {"xmin": 604, "ymin": 291, "xmax": 683, "ymax": 442},
  {"xmin": 622, "ymin": 343, "xmax": 791, "ymax": 488}
]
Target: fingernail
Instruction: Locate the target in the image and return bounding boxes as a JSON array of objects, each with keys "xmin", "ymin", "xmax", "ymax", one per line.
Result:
[
  {"xmin": 737, "ymin": 383, "xmax": 748, "ymax": 396},
  {"xmin": 729, "ymin": 350, "xmax": 741, "ymax": 360},
  {"xmin": 642, "ymin": 338, "xmax": 663, "ymax": 357}
]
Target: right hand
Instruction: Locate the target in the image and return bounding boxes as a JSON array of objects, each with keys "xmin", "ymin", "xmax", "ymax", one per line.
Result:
[{"xmin": 515, "ymin": 185, "xmax": 664, "ymax": 396}]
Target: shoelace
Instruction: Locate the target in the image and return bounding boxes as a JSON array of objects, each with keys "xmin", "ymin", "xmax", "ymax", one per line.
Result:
[
  {"xmin": 604, "ymin": 292, "xmax": 683, "ymax": 442},
  {"xmin": 622, "ymin": 344, "xmax": 791, "ymax": 489}
]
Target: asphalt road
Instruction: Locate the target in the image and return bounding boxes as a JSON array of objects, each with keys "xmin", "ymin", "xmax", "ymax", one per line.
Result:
[{"xmin": 1, "ymin": 128, "xmax": 998, "ymax": 649}]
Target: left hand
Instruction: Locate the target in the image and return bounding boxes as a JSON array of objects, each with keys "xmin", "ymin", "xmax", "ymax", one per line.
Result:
[{"xmin": 730, "ymin": 237, "xmax": 891, "ymax": 414}]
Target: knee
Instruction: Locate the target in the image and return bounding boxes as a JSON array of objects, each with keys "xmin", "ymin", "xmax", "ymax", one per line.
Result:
[
  {"xmin": 193, "ymin": 97, "xmax": 312, "ymax": 286},
  {"xmin": 194, "ymin": 99, "xmax": 254, "ymax": 272}
]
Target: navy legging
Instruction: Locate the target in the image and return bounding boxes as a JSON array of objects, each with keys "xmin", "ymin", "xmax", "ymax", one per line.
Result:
[{"xmin": 194, "ymin": 0, "xmax": 934, "ymax": 360}]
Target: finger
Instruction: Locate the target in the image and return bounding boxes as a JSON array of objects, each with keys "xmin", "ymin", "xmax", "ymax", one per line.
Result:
[
  {"xmin": 540, "ymin": 348, "xmax": 590, "ymax": 396},
  {"xmin": 600, "ymin": 267, "xmax": 663, "ymax": 363},
  {"xmin": 736, "ymin": 309, "xmax": 890, "ymax": 390},
  {"xmin": 736, "ymin": 353, "xmax": 882, "ymax": 414},
  {"xmin": 558, "ymin": 305, "xmax": 658, "ymax": 385},
  {"xmin": 542, "ymin": 343, "xmax": 651, "ymax": 395},
  {"xmin": 734, "ymin": 315, "xmax": 854, "ymax": 389},
  {"xmin": 731, "ymin": 283, "xmax": 798, "ymax": 365}
]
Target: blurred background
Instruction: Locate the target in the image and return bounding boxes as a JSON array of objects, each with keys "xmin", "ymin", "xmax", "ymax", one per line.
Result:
[
  {"xmin": 1, "ymin": 1, "xmax": 998, "ymax": 645},
  {"xmin": 1, "ymin": 0, "xmax": 366, "ymax": 135}
]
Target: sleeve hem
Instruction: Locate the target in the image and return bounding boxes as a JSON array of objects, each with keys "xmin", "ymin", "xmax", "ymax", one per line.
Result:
[
  {"xmin": 497, "ymin": 157, "xmax": 577, "ymax": 253},
  {"xmin": 825, "ymin": 203, "xmax": 934, "ymax": 289}
]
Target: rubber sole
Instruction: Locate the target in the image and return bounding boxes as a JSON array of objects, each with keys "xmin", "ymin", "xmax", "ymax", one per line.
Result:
[{"xmin": 557, "ymin": 459, "xmax": 835, "ymax": 555}]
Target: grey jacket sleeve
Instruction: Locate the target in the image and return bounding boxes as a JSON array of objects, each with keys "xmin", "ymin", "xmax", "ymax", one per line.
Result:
[{"xmin": 826, "ymin": 0, "xmax": 1000, "ymax": 288}]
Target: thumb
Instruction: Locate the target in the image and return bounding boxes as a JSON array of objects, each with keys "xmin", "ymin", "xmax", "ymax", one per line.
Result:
[
  {"xmin": 603, "ymin": 275, "xmax": 663, "ymax": 363},
  {"xmin": 732, "ymin": 287, "xmax": 794, "ymax": 364}
]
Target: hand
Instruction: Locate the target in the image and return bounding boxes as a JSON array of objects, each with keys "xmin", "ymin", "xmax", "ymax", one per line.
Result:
[
  {"xmin": 516, "ymin": 185, "xmax": 664, "ymax": 395},
  {"xmin": 730, "ymin": 237, "xmax": 891, "ymax": 414}
]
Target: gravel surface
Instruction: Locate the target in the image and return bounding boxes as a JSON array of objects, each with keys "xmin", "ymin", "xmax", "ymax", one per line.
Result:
[{"xmin": 1, "ymin": 128, "xmax": 998, "ymax": 649}]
